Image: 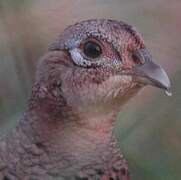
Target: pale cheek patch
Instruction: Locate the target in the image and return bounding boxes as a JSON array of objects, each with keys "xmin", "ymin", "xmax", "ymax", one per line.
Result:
[
  {"xmin": 64, "ymin": 74, "xmax": 133, "ymax": 116},
  {"xmin": 95, "ymin": 75, "xmax": 133, "ymax": 103}
]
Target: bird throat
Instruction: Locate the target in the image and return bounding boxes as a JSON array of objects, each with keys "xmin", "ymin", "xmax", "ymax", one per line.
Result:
[{"xmin": 19, "ymin": 107, "xmax": 126, "ymax": 178}]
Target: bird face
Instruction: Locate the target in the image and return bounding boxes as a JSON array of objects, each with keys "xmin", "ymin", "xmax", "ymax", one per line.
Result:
[{"xmin": 38, "ymin": 19, "xmax": 171, "ymax": 118}]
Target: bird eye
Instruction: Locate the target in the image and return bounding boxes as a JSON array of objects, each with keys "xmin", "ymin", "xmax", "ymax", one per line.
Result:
[{"xmin": 83, "ymin": 41, "xmax": 102, "ymax": 59}]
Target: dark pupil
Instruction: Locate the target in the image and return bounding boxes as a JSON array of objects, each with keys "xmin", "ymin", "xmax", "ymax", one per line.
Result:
[{"xmin": 83, "ymin": 41, "xmax": 102, "ymax": 58}]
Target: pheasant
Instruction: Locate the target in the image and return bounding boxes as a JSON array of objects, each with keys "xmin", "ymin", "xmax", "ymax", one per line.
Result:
[{"xmin": 0, "ymin": 19, "xmax": 171, "ymax": 180}]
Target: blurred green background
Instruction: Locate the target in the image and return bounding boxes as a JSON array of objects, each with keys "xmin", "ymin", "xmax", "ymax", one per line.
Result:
[{"xmin": 0, "ymin": 0, "xmax": 181, "ymax": 179}]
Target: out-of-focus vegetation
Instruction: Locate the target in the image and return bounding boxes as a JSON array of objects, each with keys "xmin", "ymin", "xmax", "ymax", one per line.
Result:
[{"xmin": 0, "ymin": 0, "xmax": 180, "ymax": 179}]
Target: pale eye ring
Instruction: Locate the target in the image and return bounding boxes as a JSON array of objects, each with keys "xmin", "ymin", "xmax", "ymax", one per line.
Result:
[{"xmin": 83, "ymin": 41, "xmax": 102, "ymax": 59}]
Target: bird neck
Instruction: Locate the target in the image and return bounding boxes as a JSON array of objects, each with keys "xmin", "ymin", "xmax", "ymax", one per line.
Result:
[
  {"xmin": 24, "ymin": 106, "xmax": 118, "ymax": 155},
  {"xmin": 17, "ymin": 102, "xmax": 125, "ymax": 177},
  {"xmin": 0, "ymin": 85, "xmax": 130, "ymax": 178}
]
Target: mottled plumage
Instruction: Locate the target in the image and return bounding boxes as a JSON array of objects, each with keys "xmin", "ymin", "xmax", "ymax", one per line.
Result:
[{"xmin": 0, "ymin": 19, "xmax": 170, "ymax": 180}]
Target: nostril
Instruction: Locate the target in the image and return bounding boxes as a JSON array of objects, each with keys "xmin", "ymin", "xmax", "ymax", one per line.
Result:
[{"xmin": 132, "ymin": 53, "xmax": 144, "ymax": 66}]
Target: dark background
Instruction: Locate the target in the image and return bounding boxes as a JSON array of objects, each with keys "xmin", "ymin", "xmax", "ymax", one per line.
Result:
[{"xmin": 0, "ymin": 0, "xmax": 181, "ymax": 179}]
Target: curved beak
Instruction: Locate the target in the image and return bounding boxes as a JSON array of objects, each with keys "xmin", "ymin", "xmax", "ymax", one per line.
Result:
[{"xmin": 131, "ymin": 49, "xmax": 171, "ymax": 96}]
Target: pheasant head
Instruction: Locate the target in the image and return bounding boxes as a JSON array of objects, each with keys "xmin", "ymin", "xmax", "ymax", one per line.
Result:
[{"xmin": 34, "ymin": 19, "xmax": 170, "ymax": 126}]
